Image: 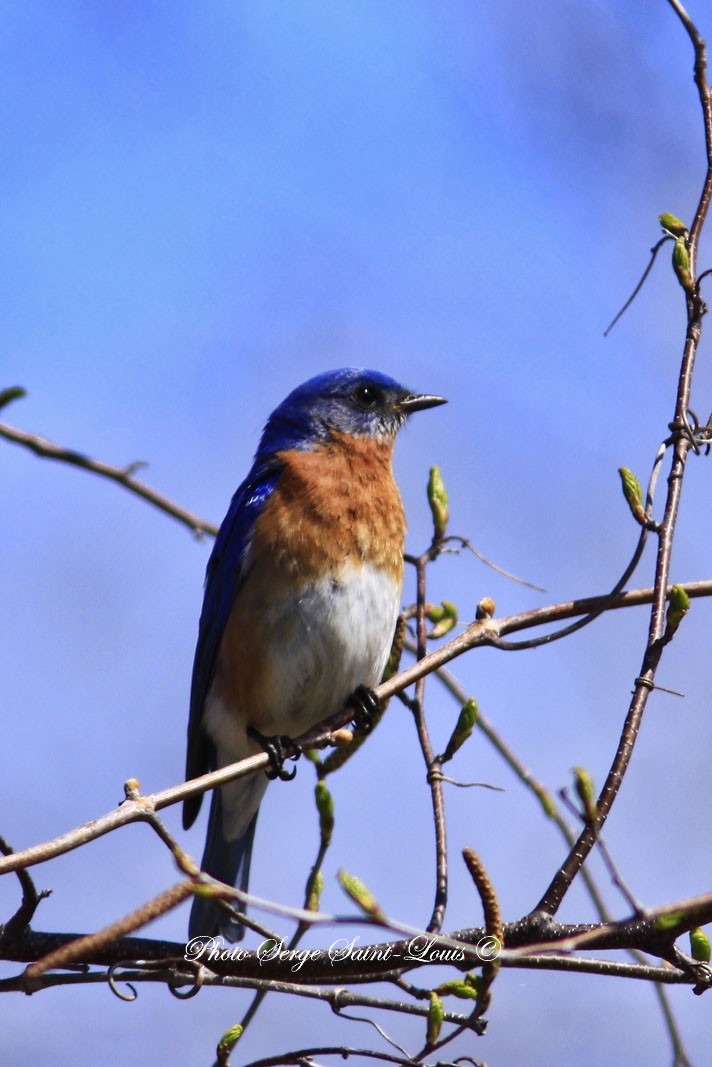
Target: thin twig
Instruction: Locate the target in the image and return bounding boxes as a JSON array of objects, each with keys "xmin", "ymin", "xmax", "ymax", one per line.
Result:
[
  {"xmin": 665, "ymin": 0, "xmax": 712, "ymax": 267},
  {"xmin": 236, "ymin": 1048, "xmax": 439, "ymax": 1067},
  {"xmin": 0, "ymin": 836, "xmax": 50, "ymax": 937},
  {"xmin": 0, "ymin": 416, "xmax": 218, "ymax": 539},
  {"xmin": 443, "ymin": 534, "xmax": 545, "ymax": 591},
  {"xmin": 604, "ymin": 236, "xmax": 672, "ymax": 336},
  {"xmin": 409, "ymin": 549, "xmax": 448, "ymax": 935}
]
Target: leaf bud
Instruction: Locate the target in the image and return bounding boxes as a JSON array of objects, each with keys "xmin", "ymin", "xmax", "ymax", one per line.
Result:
[
  {"xmin": 426, "ymin": 991, "xmax": 444, "ymax": 1045},
  {"xmin": 659, "ymin": 212, "xmax": 689, "ymax": 238},
  {"xmin": 441, "ymin": 697, "xmax": 478, "ymax": 763},
  {"xmin": 427, "ymin": 466, "xmax": 449, "ymax": 541}
]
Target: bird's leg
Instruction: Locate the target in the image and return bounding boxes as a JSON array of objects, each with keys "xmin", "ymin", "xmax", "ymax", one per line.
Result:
[
  {"xmin": 350, "ymin": 685, "xmax": 381, "ymax": 733},
  {"xmin": 247, "ymin": 726, "xmax": 300, "ymax": 781}
]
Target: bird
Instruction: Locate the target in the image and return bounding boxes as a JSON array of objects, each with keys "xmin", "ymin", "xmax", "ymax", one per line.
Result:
[{"xmin": 183, "ymin": 367, "xmax": 446, "ymax": 941}]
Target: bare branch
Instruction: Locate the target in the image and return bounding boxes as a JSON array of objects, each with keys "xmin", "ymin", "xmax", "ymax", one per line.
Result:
[
  {"xmin": 0, "ymin": 412, "xmax": 218, "ymax": 539},
  {"xmin": 536, "ymin": 0, "xmax": 712, "ymax": 917},
  {"xmin": 0, "ymin": 578, "xmax": 710, "ymax": 883}
]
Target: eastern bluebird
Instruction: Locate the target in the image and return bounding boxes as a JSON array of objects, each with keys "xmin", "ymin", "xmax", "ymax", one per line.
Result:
[{"xmin": 183, "ymin": 368, "xmax": 446, "ymax": 940}]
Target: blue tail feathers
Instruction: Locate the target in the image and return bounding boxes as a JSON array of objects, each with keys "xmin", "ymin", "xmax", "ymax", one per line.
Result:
[{"xmin": 188, "ymin": 788, "xmax": 258, "ymax": 943}]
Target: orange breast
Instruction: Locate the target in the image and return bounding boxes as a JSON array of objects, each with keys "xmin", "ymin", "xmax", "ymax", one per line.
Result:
[
  {"xmin": 251, "ymin": 432, "xmax": 406, "ymax": 587},
  {"xmin": 207, "ymin": 433, "xmax": 407, "ymax": 746}
]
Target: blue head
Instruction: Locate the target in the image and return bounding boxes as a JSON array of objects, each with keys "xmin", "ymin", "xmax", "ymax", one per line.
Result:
[{"xmin": 257, "ymin": 368, "xmax": 446, "ymax": 458}]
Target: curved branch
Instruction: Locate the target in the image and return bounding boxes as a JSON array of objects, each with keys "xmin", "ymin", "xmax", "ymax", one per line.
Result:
[{"xmin": 0, "ymin": 415, "xmax": 218, "ymax": 539}]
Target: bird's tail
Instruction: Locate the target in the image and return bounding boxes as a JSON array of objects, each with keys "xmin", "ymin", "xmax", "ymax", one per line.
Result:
[{"xmin": 188, "ymin": 787, "xmax": 257, "ymax": 943}]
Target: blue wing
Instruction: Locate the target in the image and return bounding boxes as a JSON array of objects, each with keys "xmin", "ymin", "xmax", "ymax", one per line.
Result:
[{"xmin": 182, "ymin": 459, "xmax": 280, "ymax": 830}]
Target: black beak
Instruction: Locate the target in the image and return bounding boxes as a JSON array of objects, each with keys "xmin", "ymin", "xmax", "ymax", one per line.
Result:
[{"xmin": 397, "ymin": 392, "xmax": 448, "ymax": 414}]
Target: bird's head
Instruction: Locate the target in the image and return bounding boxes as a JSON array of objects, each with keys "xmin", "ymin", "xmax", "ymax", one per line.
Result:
[{"xmin": 257, "ymin": 368, "xmax": 446, "ymax": 457}]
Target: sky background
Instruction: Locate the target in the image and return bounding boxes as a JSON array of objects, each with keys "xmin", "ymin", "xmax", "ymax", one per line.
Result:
[{"xmin": 2, "ymin": 2, "xmax": 712, "ymax": 1064}]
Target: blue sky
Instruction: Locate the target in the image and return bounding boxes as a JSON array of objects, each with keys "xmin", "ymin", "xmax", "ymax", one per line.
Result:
[{"xmin": 2, "ymin": 2, "xmax": 712, "ymax": 1064}]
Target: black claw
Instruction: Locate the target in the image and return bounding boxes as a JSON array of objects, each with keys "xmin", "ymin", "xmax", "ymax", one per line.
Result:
[
  {"xmin": 247, "ymin": 726, "xmax": 300, "ymax": 781},
  {"xmin": 351, "ymin": 685, "xmax": 381, "ymax": 733}
]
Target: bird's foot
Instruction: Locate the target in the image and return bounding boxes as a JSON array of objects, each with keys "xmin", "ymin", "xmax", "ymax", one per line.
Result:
[
  {"xmin": 247, "ymin": 726, "xmax": 300, "ymax": 781},
  {"xmin": 350, "ymin": 685, "xmax": 381, "ymax": 734}
]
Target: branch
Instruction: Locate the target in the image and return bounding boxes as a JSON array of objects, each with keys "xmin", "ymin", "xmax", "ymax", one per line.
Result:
[
  {"xmin": 409, "ymin": 546, "xmax": 448, "ymax": 936},
  {"xmin": 0, "ymin": 409, "xmax": 218, "ymax": 539},
  {"xmin": 3, "ymin": 898, "xmax": 709, "ymax": 989},
  {"xmin": 665, "ymin": 0, "xmax": 712, "ymax": 262},
  {"xmin": 0, "ymin": 579, "xmax": 710, "ymax": 882},
  {"xmin": 537, "ymin": 0, "xmax": 712, "ymax": 917}
]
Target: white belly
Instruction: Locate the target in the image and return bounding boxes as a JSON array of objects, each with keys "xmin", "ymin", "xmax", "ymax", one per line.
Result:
[
  {"xmin": 204, "ymin": 561, "xmax": 401, "ymax": 839},
  {"xmin": 263, "ymin": 562, "xmax": 401, "ymax": 732}
]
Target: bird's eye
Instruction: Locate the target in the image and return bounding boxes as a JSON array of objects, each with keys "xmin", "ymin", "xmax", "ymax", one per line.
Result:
[{"xmin": 352, "ymin": 383, "xmax": 382, "ymax": 408}]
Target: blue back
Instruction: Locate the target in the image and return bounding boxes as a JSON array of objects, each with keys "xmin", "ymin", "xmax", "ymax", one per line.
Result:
[{"xmin": 183, "ymin": 460, "xmax": 278, "ymax": 817}]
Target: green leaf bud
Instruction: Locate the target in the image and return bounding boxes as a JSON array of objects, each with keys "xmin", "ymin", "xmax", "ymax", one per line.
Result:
[
  {"xmin": 442, "ymin": 697, "xmax": 478, "ymax": 763},
  {"xmin": 216, "ymin": 1024, "xmax": 243, "ymax": 1064},
  {"xmin": 665, "ymin": 584, "xmax": 690, "ymax": 639},
  {"xmin": 572, "ymin": 766, "xmax": 597, "ymax": 823},
  {"xmin": 659, "ymin": 212, "xmax": 689, "ymax": 238},
  {"xmin": 427, "ymin": 466, "xmax": 449, "ymax": 541},
  {"xmin": 428, "ymin": 600, "xmax": 458, "ymax": 639},
  {"xmin": 433, "ymin": 979, "xmax": 480, "ymax": 1000},
  {"xmin": 537, "ymin": 788, "xmax": 557, "ymax": 819},
  {"xmin": 672, "ymin": 236, "xmax": 694, "ymax": 293},
  {"xmin": 426, "ymin": 991, "xmax": 444, "ymax": 1045},
  {"xmin": 315, "ymin": 780, "xmax": 334, "ymax": 844},
  {"xmin": 690, "ymin": 927, "xmax": 711, "ymax": 963},
  {"xmin": 618, "ymin": 467, "xmax": 647, "ymax": 526},
  {"xmin": 304, "ymin": 867, "xmax": 324, "ymax": 912},
  {"xmin": 337, "ymin": 869, "xmax": 385, "ymax": 922}
]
